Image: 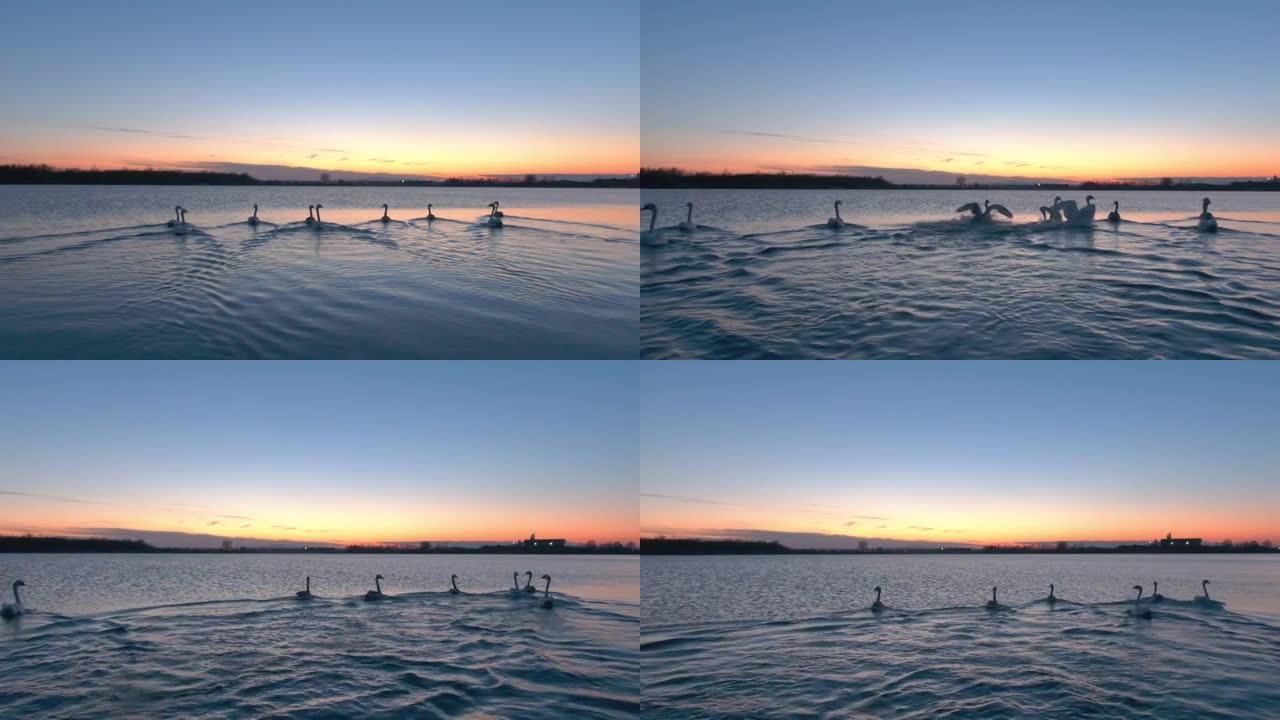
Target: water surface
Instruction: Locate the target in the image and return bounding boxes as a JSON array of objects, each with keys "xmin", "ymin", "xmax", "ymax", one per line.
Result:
[
  {"xmin": 642, "ymin": 554, "xmax": 1280, "ymax": 718},
  {"xmin": 1, "ymin": 554, "xmax": 637, "ymax": 718},
  {"xmin": 642, "ymin": 189, "xmax": 1280, "ymax": 359},
  {"xmin": 0, "ymin": 185, "xmax": 638, "ymax": 359}
]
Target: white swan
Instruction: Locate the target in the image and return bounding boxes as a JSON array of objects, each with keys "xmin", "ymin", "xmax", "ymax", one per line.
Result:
[
  {"xmin": 640, "ymin": 203, "xmax": 668, "ymax": 246},
  {"xmin": 364, "ymin": 574, "xmax": 385, "ymax": 601},
  {"xmin": 248, "ymin": 203, "xmax": 260, "ymax": 226},
  {"xmin": 510, "ymin": 571, "xmax": 524, "ymax": 596},
  {"xmin": 380, "ymin": 203, "xmax": 391, "ymax": 223},
  {"xmin": 1106, "ymin": 201, "xmax": 1121, "ymax": 223},
  {"xmin": 1052, "ymin": 195, "xmax": 1096, "ymax": 227},
  {"xmin": 1048, "ymin": 197, "xmax": 1064, "ymax": 222},
  {"xmin": 1047, "ymin": 583, "xmax": 1057, "ymax": 604},
  {"xmin": 172, "ymin": 207, "xmax": 191, "ymax": 235},
  {"xmin": 492, "ymin": 201, "xmax": 504, "ymax": 218},
  {"xmin": 827, "ymin": 200, "xmax": 845, "ymax": 228},
  {"xmin": 295, "ymin": 576, "xmax": 313, "ymax": 600},
  {"xmin": 426, "ymin": 204, "xmax": 436, "ymax": 222},
  {"xmin": 1195, "ymin": 579, "xmax": 1222, "ymax": 606},
  {"xmin": 956, "ymin": 200, "xmax": 1013, "ymax": 223},
  {"xmin": 1039, "ymin": 206, "xmax": 1052, "ymax": 222},
  {"xmin": 1151, "ymin": 582, "xmax": 1164, "ymax": 602},
  {"xmin": 313, "ymin": 204, "xmax": 324, "ymax": 227},
  {"xmin": 1130, "ymin": 585, "xmax": 1152, "ymax": 618},
  {"xmin": 643, "ymin": 203, "xmax": 658, "ymax": 233},
  {"xmin": 523, "ymin": 570, "xmax": 537, "ymax": 593},
  {"xmin": 166, "ymin": 205, "xmax": 181, "ymax": 227},
  {"xmin": 304, "ymin": 205, "xmax": 315, "ymax": 225},
  {"xmin": 871, "ymin": 585, "xmax": 884, "ymax": 612},
  {"xmin": 486, "ymin": 202, "xmax": 504, "ymax": 228},
  {"xmin": 678, "ymin": 202, "xmax": 696, "ymax": 231},
  {"xmin": 539, "ymin": 574, "xmax": 553, "ymax": 609},
  {"xmin": 985, "ymin": 586, "xmax": 1000, "ymax": 609},
  {"xmin": 449, "ymin": 574, "xmax": 461, "ymax": 595},
  {"xmin": 1198, "ymin": 198, "xmax": 1218, "ymax": 232},
  {"xmin": 0, "ymin": 580, "xmax": 24, "ymax": 619}
]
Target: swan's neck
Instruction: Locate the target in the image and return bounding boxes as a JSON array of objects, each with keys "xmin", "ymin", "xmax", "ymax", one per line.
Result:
[
  {"xmin": 305, "ymin": 577, "xmax": 310, "ymax": 592},
  {"xmin": 1202, "ymin": 582, "xmax": 1210, "ymax": 600},
  {"xmin": 835, "ymin": 203, "xmax": 842, "ymax": 221},
  {"xmin": 648, "ymin": 209, "xmax": 656, "ymax": 232},
  {"xmin": 375, "ymin": 577, "xmax": 381, "ymax": 593},
  {"xmin": 874, "ymin": 588, "xmax": 881, "ymax": 603},
  {"xmin": 543, "ymin": 578, "xmax": 551, "ymax": 596},
  {"xmin": 11, "ymin": 583, "xmax": 20, "ymax": 605},
  {"xmin": 452, "ymin": 577, "xmax": 458, "ymax": 591},
  {"xmin": 686, "ymin": 205, "xmax": 692, "ymax": 223}
]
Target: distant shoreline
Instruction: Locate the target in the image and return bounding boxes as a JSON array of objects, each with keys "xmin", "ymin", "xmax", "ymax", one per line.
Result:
[
  {"xmin": 0, "ymin": 535, "xmax": 637, "ymax": 555},
  {"xmin": 641, "ymin": 538, "xmax": 1279, "ymax": 556}
]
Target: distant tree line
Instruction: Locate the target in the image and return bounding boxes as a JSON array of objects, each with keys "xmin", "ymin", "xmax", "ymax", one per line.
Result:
[
  {"xmin": 641, "ymin": 537, "xmax": 791, "ymax": 554},
  {"xmin": 0, "ymin": 164, "xmax": 256, "ymax": 185},
  {"xmin": 641, "ymin": 167, "xmax": 893, "ymax": 190},
  {"xmin": 0, "ymin": 534, "xmax": 155, "ymax": 552}
]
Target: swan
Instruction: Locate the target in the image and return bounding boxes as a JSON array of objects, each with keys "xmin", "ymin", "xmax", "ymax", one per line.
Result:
[
  {"xmin": 380, "ymin": 203, "xmax": 391, "ymax": 223},
  {"xmin": 364, "ymin": 574, "xmax": 385, "ymax": 601},
  {"xmin": 426, "ymin": 204, "xmax": 436, "ymax": 222},
  {"xmin": 492, "ymin": 201, "xmax": 504, "ymax": 218},
  {"xmin": 641, "ymin": 203, "xmax": 668, "ymax": 246},
  {"xmin": 1048, "ymin": 197, "xmax": 1064, "ymax": 222},
  {"xmin": 1130, "ymin": 585, "xmax": 1152, "ymax": 618},
  {"xmin": 678, "ymin": 202, "xmax": 696, "ymax": 231},
  {"xmin": 827, "ymin": 200, "xmax": 845, "ymax": 228},
  {"xmin": 1151, "ymin": 582, "xmax": 1164, "ymax": 602},
  {"xmin": 510, "ymin": 571, "xmax": 524, "ymax": 596},
  {"xmin": 172, "ymin": 207, "xmax": 191, "ymax": 235},
  {"xmin": 166, "ymin": 205, "xmax": 181, "ymax": 227},
  {"xmin": 956, "ymin": 200, "xmax": 1013, "ymax": 223},
  {"xmin": 985, "ymin": 586, "xmax": 1000, "ymax": 609},
  {"xmin": 486, "ymin": 202, "xmax": 504, "ymax": 228},
  {"xmin": 449, "ymin": 574, "xmax": 461, "ymax": 595},
  {"xmin": 295, "ymin": 576, "xmax": 313, "ymax": 600},
  {"xmin": 313, "ymin": 204, "xmax": 324, "ymax": 226},
  {"xmin": 643, "ymin": 203, "xmax": 658, "ymax": 232},
  {"xmin": 1039, "ymin": 206, "xmax": 1051, "ymax": 222},
  {"xmin": 523, "ymin": 571, "xmax": 537, "ymax": 593},
  {"xmin": 539, "ymin": 574, "xmax": 553, "ymax": 609},
  {"xmin": 305, "ymin": 205, "xmax": 315, "ymax": 225},
  {"xmin": 1198, "ymin": 198, "xmax": 1217, "ymax": 232},
  {"xmin": 248, "ymin": 203, "xmax": 260, "ymax": 226},
  {"xmin": 1195, "ymin": 579, "xmax": 1222, "ymax": 605},
  {"xmin": 1051, "ymin": 195, "xmax": 1096, "ymax": 227},
  {"xmin": 871, "ymin": 585, "xmax": 884, "ymax": 612},
  {"xmin": 0, "ymin": 580, "xmax": 24, "ymax": 619},
  {"xmin": 1047, "ymin": 583, "xmax": 1057, "ymax": 604},
  {"xmin": 1106, "ymin": 201, "xmax": 1121, "ymax": 223}
]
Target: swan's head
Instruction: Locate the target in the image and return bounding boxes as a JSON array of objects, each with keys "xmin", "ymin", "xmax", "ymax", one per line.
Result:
[
  {"xmin": 1086, "ymin": 195, "xmax": 1095, "ymax": 203},
  {"xmin": 308, "ymin": 205, "xmax": 314, "ymax": 210},
  {"xmin": 451, "ymin": 574, "xmax": 458, "ymax": 581},
  {"xmin": 375, "ymin": 574, "xmax": 384, "ymax": 581},
  {"xmin": 873, "ymin": 585, "xmax": 881, "ymax": 592},
  {"xmin": 12, "ymin": 580, "xmax": 24, "ymax": 588},
  {"xmin": 489, "ymin": 202, "xmax": 499, "ymax": 208},
  {"xmin": 1113, "ymin": 201, "xmax": 1119, "ymax": 209},
  {"xmin": 1202, "ymin": 197, "xmax": 1211, "ymax": 208},
  {"xmin": 642, "ymin": 203, "xmax": 657, "ymax": 212},
  {"xmin": 686, "ymin": 202, "xmax": 693, "ymax": 209},
  {"xmin": 315, "ymin": 204, "xmax": 323, "ymax": 209},
  {"xmin": 1203, "ymin": 579, "xmax": 1211, "ymax": 586},
  {"xmin": 541, "ymin": 574, "xmax": 551, "ymax": 581},
  {"xmin": 834, "ymin": 200, "xmax": 842, "ymax": 207},
  {"xmin": 1050, "ymin": 583, "xmax": 1055, "ymax": 592},
  {"xmin": 1054, "ymin": 196, "xmax": 1061, "ymax": 203},
  {"xmin": 253, "ymin": 204, "xmax": 258, "ymax": 211},
  {"xmin": 1133, "ymin": 585, "xmax": 1143, "ymax": 592},
  {"xmin": 984, "ymin": 199, "xmax": 990, "ymax": 208}
]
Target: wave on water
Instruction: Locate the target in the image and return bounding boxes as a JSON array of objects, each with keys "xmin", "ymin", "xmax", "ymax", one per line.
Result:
[
  {"xmin": 642, "ymin": 600, "xmax": 1280, "ymax": 719},
  {"xmin": 642, "ymin": 217, "xmax": 1280, "ymax": 359},
  {"xmin": 1, "ymin": 590, "xmax": 637, "ymax": 719}
]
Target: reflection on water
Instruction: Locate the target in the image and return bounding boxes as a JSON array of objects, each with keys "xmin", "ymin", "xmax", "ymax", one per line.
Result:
[
  {"xmin": 0, "ymin": 186, "xmax": 638, "ymax": 359},
  {"xmin": 642, "ymin": 555, "xmax": 1280, "ymax": 718},
  {"xmin": 642, "ymin": 189, "xmax": 1280, "ymax": 359}
]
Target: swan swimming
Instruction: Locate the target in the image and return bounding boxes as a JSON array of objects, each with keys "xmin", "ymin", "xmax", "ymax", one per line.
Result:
[
  {"xmin": 523, "ymin": 571, "xmax": 537, "ymax": 593},
  {"xmin": 486, "ymin": 202, "xmax": 504, "ymax": 228},
  {"xmin": 641, "ymin": 203, "xmax": 668, "ymax": 246},
  {"xmin": 1198, "ymin": 198, "xmax": 1218, "ymax": 232},
  {"xmin": 248, "ymin": 203, "xmax": 260, "ymax": 226},
  {"xmin": 492, "ymin": 201, "xmax": 504, "ymax": 218},
  {"xmin": 955, "ymin": 200, "xmax": 1013, "ymax": 223},
  {"xmin": 166, "ymin": 205, "xmax": 182, "ymax": 227},
  {"xmin": 364, "ymin": 574, "xmax": 385, "ymax": 601},
  {"xmin": 380, "ymin": 204, "xmax": 391, "ymax": 223},
  {"xmin": 539, "ymin": 574, "xmax": 553, "ymax": 609},
  {"xmin": 1151, "ymin": 582, "xmax": 1164, "ymax": 601},
  {"xmin": 1195, "ymin": 579, "xmax": 1222, "ymax": 606},
  {"xmin": 1106, "ymin": 201, "xmax": 1121, "ymax": 223},
  {"xmin": 449, "ymin": 574, "xmax": 461, "ymax": 595},
  {"xmin": 0, "ymin": 580, "xmax": 24, "ymax": 619},
  {"xmin": 170, "ymin": 206, "xmax": 191, "ymax": 234},
  {"xmin": 678, "ymin": 202, "xmax": 696, "ymax": 231},
  {"xmin": 426, "ymin": 204, "xmax": 436, "ymax": 222},
  {"xmin": 511, "ymin": 571, "xmax": 524, "ymax": 596},
  {"xmin": 1047, "ymin": 583, "xmax": 1057, "ymax": 604},
  {"xmin": 1047, "ymin": 197, "xmax": 1064, "ymax": 222},
  {"xmin": 295, "ymin": 576, "xmax": 313, "ymax": 600},
  {"xmin": 304, "ymin": 205, "xmax": 315, "ymax": 225},
  {"xmin": 313, "ymin": 204, "xmax": 324, "ymax": 226},
  {"xmin": 1130, "ymin": 585, "xmax": 1152, "ymax": 618},
  {"xmin": 1051, "ymin": 195, "xmax": 1097, "ymax": 227},
  {"xmin": 827, "ymin": 200, "xmax": 845, "ymax": 228},
  {"xmin": 985, "ymin": 586, "xmax": 1000, "ymax": 609},
  {"xmin": 871, "ymin": 585, "xmax": 884, "ymax": 612}
]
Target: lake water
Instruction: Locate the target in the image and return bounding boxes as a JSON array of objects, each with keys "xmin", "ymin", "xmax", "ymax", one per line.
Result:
[
  {"xmin": 641, "ymin": 554, "xmax": 1280, "ymax": 718},
  {"xmin": 0, "ymin": 185, "xmax": 639, "ymax": 359},
  {"xmin": 0, "ymin": 554, "xmax": 637, "ymax": 718},
  {"xmin": 641, "ymin": 190, "xmax": 1280, "ymax": 359}
]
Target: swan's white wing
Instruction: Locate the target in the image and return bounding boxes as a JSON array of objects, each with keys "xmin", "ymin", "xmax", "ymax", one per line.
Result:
[
  {"xmin": 955, "ymin": 202, "xmax": 980, "ymax": 214},
  {"xmin": 989, "ymin": 203, "xmax": 1013, "ymax": 219}
]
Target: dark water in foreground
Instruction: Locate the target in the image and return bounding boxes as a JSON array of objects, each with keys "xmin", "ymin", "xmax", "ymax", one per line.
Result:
[
  {"xmin": 0, "ymin": 186, "xmax": 638, "ymax": 359},
  {"xmin": 642, "ymin": 555, "xmax": 1280, "ymax": 719},
  {"xmin": 642, "ymin": 190, "xmax": 1280, "ymax": 359},
  {"xmin": 0, "ymin": 554, "xmax": 637, "ymax": 718}
]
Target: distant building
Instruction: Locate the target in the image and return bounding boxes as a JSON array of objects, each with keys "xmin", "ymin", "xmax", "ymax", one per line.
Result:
[
  {"xmin": 1158, "ymin": 533, "xmax": 1202, "ymax": 549},
  {"xmin": 519, "ymin": 533, "xmax": 566, "ymax": 550}
]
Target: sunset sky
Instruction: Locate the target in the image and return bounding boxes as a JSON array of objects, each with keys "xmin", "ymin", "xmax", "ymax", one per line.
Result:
[
  {"xmin": 641, "ymin": 363, "xmax": 1280, "ymax": 547},
  {"xmin": 0, "ymin": 0, "xmax": 637, "ymax": 180},
  {"xmin": 642, "ymin": 0, "xmax": 1280, "ymax": 182},
  {"xmin": 0, "ymin": 362, "xmax": 636, "ymax": 547}
]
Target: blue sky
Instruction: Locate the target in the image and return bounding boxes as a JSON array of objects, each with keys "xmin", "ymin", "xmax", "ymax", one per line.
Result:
[
  {"xmin": 0, "ymin": 362, "xmax": 636, "ymax": 545},
  {"xmin": 0, "ymin": 0, "xmax": 639, "ymax": 179},
  {"xmin": 641, "ymin": 362, "xmax": 1280, "ymax": 545},
  {"xmin": 642, "ymin": 0, "xmax": 1280, "ymax": 181}
]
